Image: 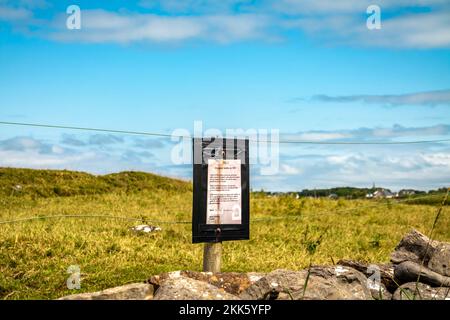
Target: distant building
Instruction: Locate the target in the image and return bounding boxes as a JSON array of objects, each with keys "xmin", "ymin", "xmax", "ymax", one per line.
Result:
[
  {"xmin": 397, "ymin": 189, "xmax": 417, "ymax": 197},
  {"xmin": 385, "ymin": 192, "xmax": 395, "ymax": 199},
  {"xmin": 372, "ymin": 188, "xmax": 395, "ymax": 199},
  {"xmin": 328, "ymin": 193, "xmax": 338, "ymax": 200}
]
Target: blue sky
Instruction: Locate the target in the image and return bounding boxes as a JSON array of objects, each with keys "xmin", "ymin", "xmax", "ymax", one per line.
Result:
[{"xmin": 0, "ymin": 0, "xmax": 449, "ymax": 191}]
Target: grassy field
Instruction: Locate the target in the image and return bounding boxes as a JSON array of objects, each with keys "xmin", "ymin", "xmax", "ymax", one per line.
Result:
[{"xmin": 0, "ymin": 168, "xmax": 449, "ymax": 300}]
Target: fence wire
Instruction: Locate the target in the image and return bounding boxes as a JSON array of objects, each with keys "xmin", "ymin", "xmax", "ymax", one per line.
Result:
[
  {"xmin": 2, "ymin": 121, "xmax": 450, "ymax": 145},
  {"xmin": 0, "ymin": 192, "xmax": 446, "ymax": 226}
]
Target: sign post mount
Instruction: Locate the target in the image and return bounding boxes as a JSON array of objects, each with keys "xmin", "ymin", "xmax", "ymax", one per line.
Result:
[{"xmin": 192, "ymin": 137, "xmax": 250, "ymax": 272}]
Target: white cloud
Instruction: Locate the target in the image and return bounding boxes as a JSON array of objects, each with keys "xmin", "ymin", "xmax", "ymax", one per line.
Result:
[
  {"xmin": 67, "ymin": 3, "xmax": 450, "ymax": 48},
  {"xmin": 292, "ymin": 10, "xmax": 450, "ymax": 48},
  {"xmin": 293, "ymin": 132, "xmax": 351, "ymax": 141},
  {"xmin": 273, "ymin": 0, "xmax": 449, "ymax": 14},
  {"xmin": 0, "ymin": 136, "xmax": 49, "ymax": 152},
  {"xmin": 48, "ymin": 10, "xmax": 271, "ymax": 44},
  {"xmin": 135, "ymin": 0, "xmax": 450, "ymax": 15},
  {"xmin": 356, "ymin": 124, "xmax": 450, "ymax": 139},
  {"xmin": 422, "ymin": 153, "xmax": 450, "ymax": 166},
  {"xmin": 0, "ymin": 5, "xmax": 31, "ymax": 21},
  {"xmin": 137, "ymin": 0, "xmax": 250, "ymax": 14},
  {"xmin": 0, "ymin": 0, "xmax": 49, "ymax": 9},
  {"xmin": 364, "ymin": 11, "xmax": 450, "ymax": 49},
  {"xmin": 311, "ymin": 89, "xmax": 450, "ymax": 106},
  {"xmin": 1, "ymin": 1, "xmax": 449, "ymax": 47},
  {"xmin": 1, "ymin": 130, "xmax": 449, "ymax": 191},
  {"xmin": 273, "ymin": 0, "xmax": 450, "ymax": 48},
  {"xmin": 269, "ymin": 148, "xmax": 450, "ymax": 191},
  {"xmin": 273, "ymin": 0, "xmax": 368, "ymax": 14},
  {"xmin": 280, "ymin": 125, "xmax": 450, "ymax": 144},
  {"xmin": 263, "ymin": 123, "xmax": 450, "ymax": 190},
  {"xmin": 88, "ymin": 134, "xmax": 124, "ymax": 146},
  {"xmin": 280, "ymin": 163, "xmax": 302, "ymax": 175},
  {"xmin": 0, "ymin": 150, "xmax": 95, "ymax": 167},
  {"xmin": 326, "ymin": 154, "xmax": 353, "ymax": 165}
]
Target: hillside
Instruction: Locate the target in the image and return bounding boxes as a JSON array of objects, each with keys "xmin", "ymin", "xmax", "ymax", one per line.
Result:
[{"xmin": 0, "ymin": 167, "xmax": 192, "ymax": 198}]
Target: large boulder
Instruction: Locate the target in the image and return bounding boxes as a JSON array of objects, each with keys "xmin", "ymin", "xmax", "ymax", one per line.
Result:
[
  {"xmin": 391, "ymin": 229, "xmax": 449, "ymax": 274},
  {"xmin": 392, "ymin": 282, "xmax": 450, "ymax": 300},
  {"xmin": 391, "ymin": 229, "xmax": 450, "ymax": 287},
  {"xmin": 240, "ymin": 266, "xmax": 373, "ymax": 300},
  {"xmin": 153, "ymin": 276, "xmax": 240, "ymax": 300},
  {"xmin": 59, "ymin": 283, "xmax": 153, "ymax": 300}
]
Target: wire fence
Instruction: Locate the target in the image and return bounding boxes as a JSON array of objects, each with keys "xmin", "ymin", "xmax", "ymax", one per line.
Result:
[
  {"xmin": 2, "ymin": 120, "xmax": 450, "ymax": 145},
  {"xmin": 0, "ymin": 121, "xmax": 448, "ymax": 226},
  {"xmin": 0, "ymin": 192, "xmax": 447, "ymax": 226}
]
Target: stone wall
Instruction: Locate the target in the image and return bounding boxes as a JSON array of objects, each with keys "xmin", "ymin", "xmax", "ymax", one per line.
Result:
[{"xmin": 59, "ymin": 229, "xmax": 450, "ymax": 300}]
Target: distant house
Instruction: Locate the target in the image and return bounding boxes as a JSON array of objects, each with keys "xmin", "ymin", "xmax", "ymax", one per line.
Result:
[
  {"xmin": 397, "ymin": 189, "xmax": 417, "ymax": 197},
  {"xmin": 385, "ymin": 191, "xmax": 395, "ymax": 199},
  {"xmin": 328, "ymin": 193, "xmax": 338, "ymax": 200},
  {"xmin": 373, "ymin": 190, "xmax": 383, "ymax": 198},
  {"xmin": 372, "ymin": 188, "xmax": 395, "ymax": 199}
]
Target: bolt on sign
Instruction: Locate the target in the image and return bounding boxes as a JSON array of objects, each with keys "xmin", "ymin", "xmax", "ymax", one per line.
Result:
[{"xmin": 192, "ymin": 137, "xmax": 250, "ymax": 243}]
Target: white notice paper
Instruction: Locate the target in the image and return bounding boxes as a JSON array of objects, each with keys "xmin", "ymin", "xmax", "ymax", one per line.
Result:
[{"xmin": 206, "ymin": 159, "xmax": 242, "ymax": 225}]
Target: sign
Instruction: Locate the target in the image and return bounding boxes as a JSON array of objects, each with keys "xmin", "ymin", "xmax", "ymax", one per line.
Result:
[
  {"xmin": 192, "ymin": 137, "xmax": 249, "ymax": 243},
  {"xmin": 206, "ymin": 159, "xmax": 242, "ymax": 225}
]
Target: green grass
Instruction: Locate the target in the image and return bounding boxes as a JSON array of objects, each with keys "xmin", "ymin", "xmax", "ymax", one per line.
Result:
[{"xmin": 0, "ymin": 167, "xmax": 448, "ymax": 299}]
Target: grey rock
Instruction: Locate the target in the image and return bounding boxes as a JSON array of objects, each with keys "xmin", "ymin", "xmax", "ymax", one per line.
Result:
[
  {"xmin": 391, "ymin": 229, "xmax": 438, "ymax": 265},
  {"xmin": 149, "ymin": 270, "xmax": 265, "ymax": 296},
  {"xmin": 428, "ymin": 243, "xmax": 450, "ymax": 277},
  {"xmin": 59, "ymin": 282, "xmax": 153, "ymax": 300},
  {"xmin": 394, "ymin": 261, "xmax": 450, "ymax": 287},
  {"xmin": 366, "ymin": 277, "xmax": 392, "ymax": 300},
  {"xmin": 240, "ymin": 266, "xmax": 373, "ymax": 300},
  {"xmin": 369, "ymin": 286, "xmax": 392, "ymax": 300},
  {"xmin": 337, "ymin": 259, "xmax": 396, "ymax": 294},
  {"xmin": 392, "ymin": 282, "xmax": 450, "ymax": 300},
  {"xmin": 391, "ymin": 229, "xmax": 450, "ymax": 277},
  {"xmin": 391, "ymin": 229, "xmax": 450, "ymax": 288},
  {"xmin": 153, "ymin": 276, "xmax": 240, "ymax": 300}
]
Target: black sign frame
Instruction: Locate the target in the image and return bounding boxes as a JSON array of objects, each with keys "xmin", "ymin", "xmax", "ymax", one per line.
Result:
[{"xmin": 192, "ymin": 137, "xmax": 250, "ymax": 243}]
